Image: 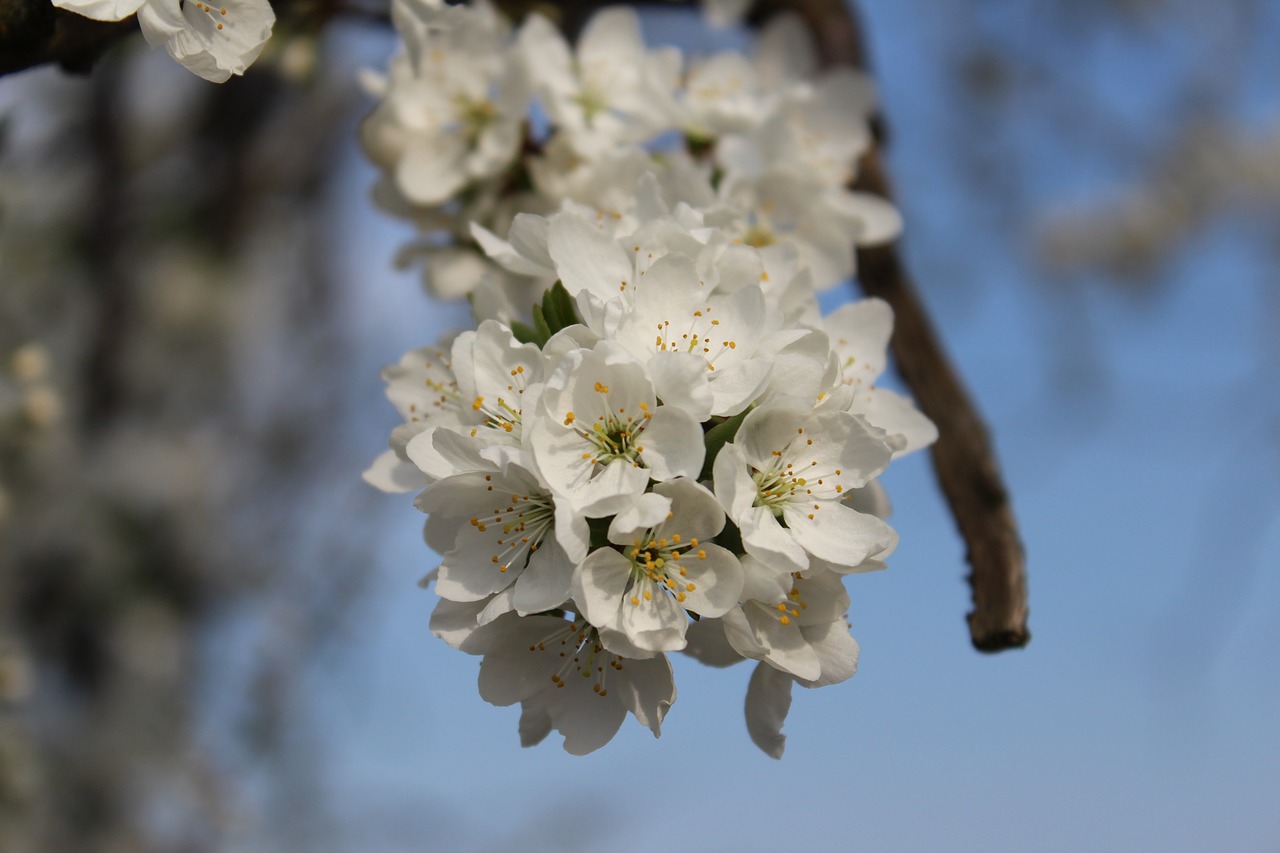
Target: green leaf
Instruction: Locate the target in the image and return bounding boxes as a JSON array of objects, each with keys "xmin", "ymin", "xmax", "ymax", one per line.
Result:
[{"xmin": 699, "ymin": 407, "xmax": 750, "ymax": 481}]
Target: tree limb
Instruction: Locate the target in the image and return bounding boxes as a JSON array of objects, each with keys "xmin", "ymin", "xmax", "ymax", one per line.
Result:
[
  {"xmin": 0, "ymin": 0, "xmax": 135, "ymax": 77},
  {"xmin": 755, "ymin": 0, "xmax": 1029, "ymax": 651}
]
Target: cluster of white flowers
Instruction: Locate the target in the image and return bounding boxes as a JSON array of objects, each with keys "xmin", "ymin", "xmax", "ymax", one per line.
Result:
[
  {"xmin": 51, "ymin": 0, "xmax": 274, "ymax": 82},
  {"xmin": 364, "ymin": 0, "xmax": 936, "ymax": 757},
  {"xmin": 360, "ymin": 0, "xmax": 902, "ymax": 308}
]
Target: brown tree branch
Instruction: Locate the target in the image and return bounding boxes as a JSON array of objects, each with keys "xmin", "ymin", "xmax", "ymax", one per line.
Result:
[
  {"xmin": 754, "ymin": 0, "xmax": 1029, "ymax": 651},
  {"xmin": 855, "ymin": 149, "xmax": 1030, "ymax": 651}
]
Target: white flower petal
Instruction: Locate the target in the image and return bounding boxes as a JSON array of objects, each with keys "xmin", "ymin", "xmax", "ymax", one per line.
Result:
[
  {"xmin": 362, "ymin": 449, "xmax": 430, "ymax": 494},
  {"xmin": 511, "ymin": 539, "xmax": 575, "ymax": 615},
  {"xmin": 712, "ymin": 443, "xmax": 756, "ymax": 520},
  {"xmin": 575, "ymin": 458, "xmax": 651, "ymax": 517},
  {"xmin": 573, "ymin": 549, "xmax": 633, "ymax": 628},
  {"xmin": 799, "ymin": 617, "xmax": 860, "ymax": 688},
  {"xmin": 607, "ymin": 491, "xmax": 674, "ymax": 542},
  {"xmin": 708, "ymin": 358, "xmax": 772, "ymax": 417},
  {"xmin": 618, "ymin": 578, "xmax": 688, "ymax": 652},
  {"xmin": 136, "ymin": 0, "xmax": 185, "ymax": 45},
  {"xmin": 783, "ymin": 500, "xmax": 895, "ymax": 569},
  {"xmin": 609, "ymin": 653, "xmax": 675, "ymax": 737},
  {"xmin": 544, "ymin": 673, "xmax": 628, "ymax": 755},
  {"xmin": 167, "ymin": 0, "xmax": 275, "ymax": 83},
  {"xmin": 738, "ymin": 602, "xmax": 820, "ymax": 680},
  {"xmin": 547, "ymin": 214, "xmax": 633, "ymax": 308},
  {"xmin": 51, "ymin": 0, "xmax": 146, "ymax": 22},
  {"xmin": 681, "ymin": 617, "xmax": 744, "ymax": 668},
  {"xmin": 741, "ymin": 505, "xmax": 809, "ymax": 573},
  {"xmin": 518, "ymin": 696, "xmax": 553, "ymax": 747},
  {"xmin": 674, "ymin": 544, "xmax": 742, "ymax": 618},
  {"xmin": 636, "ymin": 405, "xmax": 704, "ymax": 481},
  {"xmin": 429, "ymin": 597, "xmax": 489, "ymax": 654},
  {"xmin": 853, "ymin": 387, "xmax": 937, "ymax": 458},
  {"xmin": 745, "ymin": 661, "xmax": 793, "ymax": 759},
  {"xmin": 647, "ymin": 352, "xmax": 714, "ymax": 421},
  {"xmin": 397, "ymin": 134, "xmax": 468, "ymax": 205}
]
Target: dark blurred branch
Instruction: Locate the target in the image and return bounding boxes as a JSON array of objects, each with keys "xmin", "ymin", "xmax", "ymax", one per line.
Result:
[
  {"xmin": 0, "ymin": 0, "xmax": 134, "ymax": 77},
  {"xmin": 82, "ymin": 56, "xmax": 129, "ymax": 429}
]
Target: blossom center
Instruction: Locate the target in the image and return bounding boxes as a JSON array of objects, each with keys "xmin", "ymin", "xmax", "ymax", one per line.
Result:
[
  {"xmin": 750, "ymin": 428, "xmax": 846, "ymax": 517},
  {"xmin": 624, "ymin": 529, "xmax": 703, "ymax": 606},
  {"xmin": 571, "ymin": 398, "xmax": 652, "ymax": 468},
  {"xmin": 469, "ymin": 488, "xmax": 555, "ymax": 574},
  {"xmin": 652, "ymin": 307, "xmax": 739, "ymax": 371},
  {"xmin": 527, "ymin": 618, "xmax": 625, "ymax": 698}
]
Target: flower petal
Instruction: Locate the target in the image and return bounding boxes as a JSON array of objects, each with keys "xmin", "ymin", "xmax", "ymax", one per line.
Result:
[
  {"xmin": 362, "ymin": 448, "xmax": 429, "ymax": 494},
  {"xmin": 610, "ymin": 653, "xmax": 675, "ymax": 737},
  {"xmin": 572, "ymin": 549, "xmax": 632, "ymax": 629},
  {"xmin": 745, "ymin": 661, "xmax": 793, "ymax": 759},
  {"xmin": 782, "ymin": 500, "xmax": 895, "ymax": 570}
]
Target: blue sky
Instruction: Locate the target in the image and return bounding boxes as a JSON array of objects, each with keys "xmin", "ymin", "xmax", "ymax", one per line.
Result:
[{"xmin": 281, "ymin": 4, "xmax": 1280, "ymax": 851}]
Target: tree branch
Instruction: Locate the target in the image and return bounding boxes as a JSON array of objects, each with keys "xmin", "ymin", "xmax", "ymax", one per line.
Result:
[
  {"xmin": 755, "ymin": 0, "xmax": 1029, "ymax": 651},
  {"xmin": 0, "ymin": 0, "xmax": 135, "ymax": 77}
]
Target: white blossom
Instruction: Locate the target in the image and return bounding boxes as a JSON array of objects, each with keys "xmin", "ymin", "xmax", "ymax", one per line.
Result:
[
  {"xmin": 823, "ymin": 298, "xmax": 938, "ymax": 456},
  {"xmin": 416, "ymin": 461, "xmax": 584, "ymax": 613},
  {"xmin": 518, "ymin": 8, "xmax": 680, "ymax": 157},
  {"xmin": 573, "ymin": 478, "xmax": 743, "ymax": 655},
  {"xmin": 474, "ymin": 612, "xmax": 676, "ymax": 755},
  {"xmin": 52, "ymin": 0, "xmax": 274, "ymax": 82},
  {"xmin": 527, "ymin": 342, "xmax": 703, "ymax": 517},
  {"xmin": 713, "ymin": 401, "xmax": 896, "ymax": 574},
  {"xmin": 360, "ymin": 0, "xmax": 526, "ymax": 206}
]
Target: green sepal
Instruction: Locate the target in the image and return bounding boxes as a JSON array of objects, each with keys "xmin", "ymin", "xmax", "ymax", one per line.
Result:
[
  {"xmin": 531, "ymin": 303, "xmax": 553, "ymax": 346},
  {"xmin": 510, "ymin": 320, "xmax": 539, "ymax": 345},
  {"xmin": 541, "ymin": 280, "xmax": 581, "ymax": 335},
  {"xmin": 713, "ymin": 519, "xmax": 744, "ymax": 557},
  {"xmin": 587, "ymin": 517, "xmax": 613, "ymax": 551},
  {"xmin": 699, "ymin": 407, "xmax": 750, "ymax": 481}
]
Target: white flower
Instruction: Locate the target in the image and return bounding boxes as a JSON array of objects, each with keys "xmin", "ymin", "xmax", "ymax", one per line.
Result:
[
  {"xmin": 404, "ymin": 320, "xmax": 544, "ymax": 480},
  {"xmin": 720, "ymin": 568, "xmax": 858, "ymax": 681},
  {"xmin": 53, "ymin": 0, "xmax": 274, "ymax": 82},
  {"xmin": 823, "ymin": 298, "xmax": 938, "ymax": 457},
  {"xmin": 604, "ymin": 253, "xmax": 775, "ymax": 419},
  {"xmin": 708, "ymin": 167, "xmax": 902, "ymax": 291},
  {"xmin": 518, "ymin": 8, "xmax": 681, "ymax": 157},
  {"xmin": 743, "ymin": 594, "xmax": 861, "ymax": 760},
  {"xmin": 527, "ymin": 342, "xmax": 703, "ymax": 517},
  {"xmin": 362, "ymin": 343, "xmax": 461, "ymax": 494},
  {"xmin": 470, "ymin": 612, "xmax": 676, "ymax": 755},
  {"xmin": 360, "ymin": 0, "xmax": 526, "ymax": 206},
  {"xmin": 718, "ymin": 68, "xmax": 877, "ymax": 189},
  {"xmin": 416, "ymin": 461, "xmax": 585, "ymax": 614},
  {"xmin": 573, "ymin": 478, "xmax": 744, "ymax": 655},
  {"xmin": 713, "ymin": 401, "xmax": 895, "ymax": 574}
]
